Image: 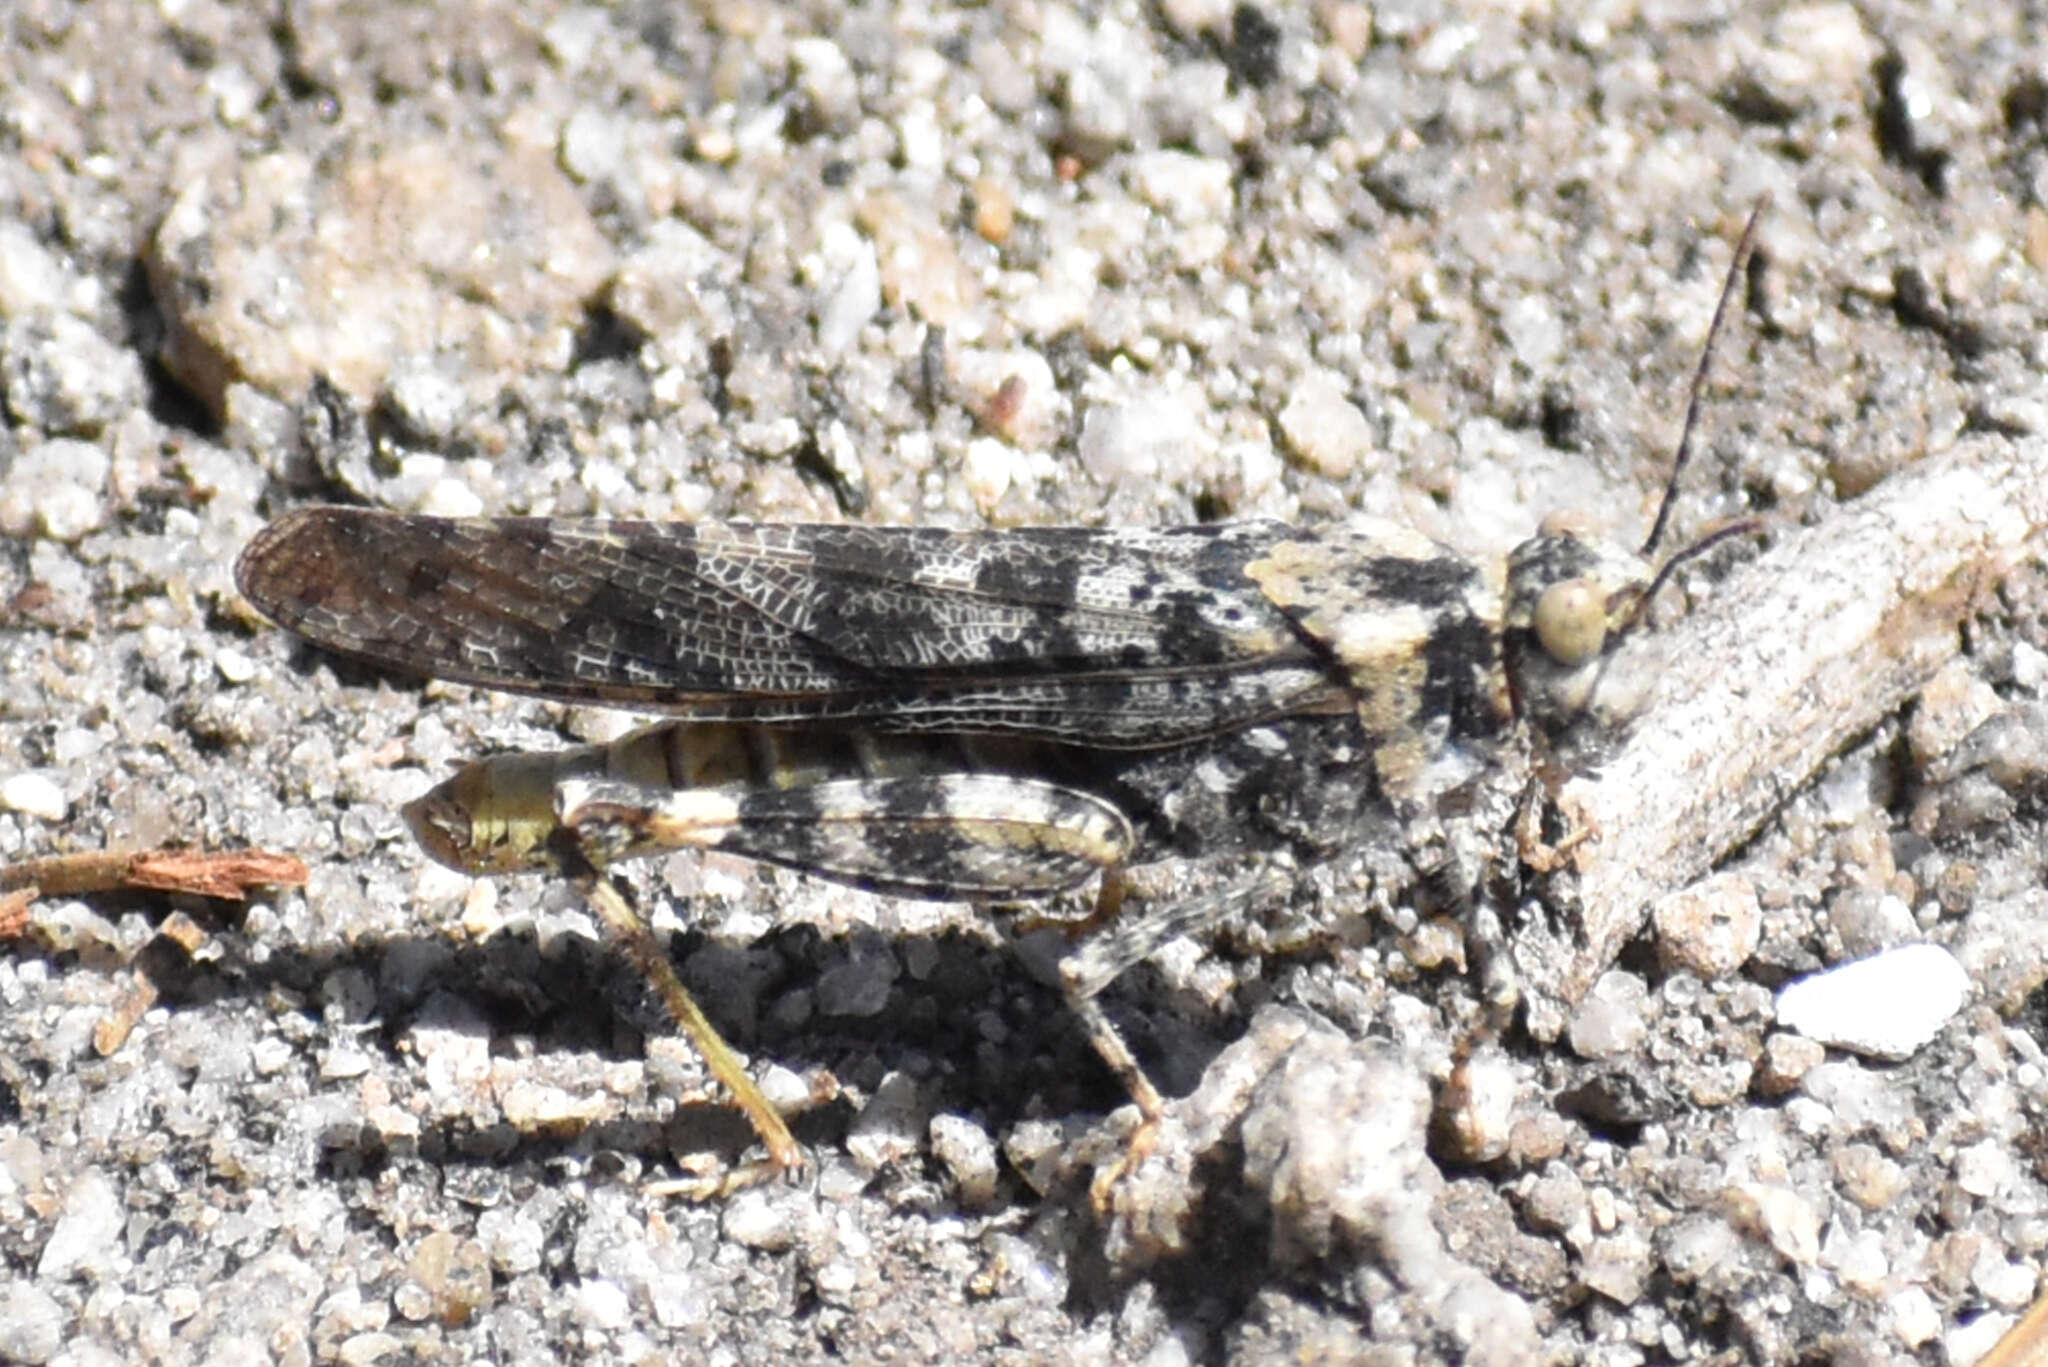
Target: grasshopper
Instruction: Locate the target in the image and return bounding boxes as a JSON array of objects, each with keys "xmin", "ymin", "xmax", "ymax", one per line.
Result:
[{"xmin": 235, "ymin": 206, "xmax": 1764, "ymax": 1192}]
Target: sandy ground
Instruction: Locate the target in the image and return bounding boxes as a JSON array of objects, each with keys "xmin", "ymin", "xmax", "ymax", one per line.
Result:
[{"xmin": 6, "ymin": 1, "xmax": 2048, "ymax": 1362}]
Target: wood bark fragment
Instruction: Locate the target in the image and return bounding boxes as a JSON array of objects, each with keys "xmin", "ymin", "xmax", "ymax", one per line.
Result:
[
  {"xmin": 0, "ymin": 848, "xmax": 308, "ymax": 902},
  {"xmin": 1511, "ymin": 435, "xmax": 2048, "ymax": 1034}
]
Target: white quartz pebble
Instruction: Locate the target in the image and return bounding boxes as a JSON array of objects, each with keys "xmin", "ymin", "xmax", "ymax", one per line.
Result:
[{"xmin": 1775, "ymin": 944, "xmax": 1969, "ymax": 1061}]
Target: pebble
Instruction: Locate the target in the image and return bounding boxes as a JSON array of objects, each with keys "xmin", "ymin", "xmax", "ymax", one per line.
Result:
[
  {"xmin": 814, "ymin": 939, "xmax": 899, "ymax": 1018},
  {"xmin": 1775, "ymin": 943, "xmax": 1970, "ymax": 1061},
  {"xmin": 1825, "ymin": 888, "xmax": 1916, "ymax": 958},
  {"xmin": 1888, "ymin": 1287, "xmax": 1940, "ymax": 1346},
  {"xmin": 0, "ymin": 1281, "xmax": 64, "ymax": 1364},
  {"xmin": 1, "ymin": 312, "xmax": 145, "ymax": 436},
  {"xmin": 336, "ymin": 1332, "xmax": 404, "ymax": 1367},
  {"xmin": 574, "ymin": 1278, "xmax": 631, "ymax": 1331},
  {"xmin": 846, "ymin": 1071, "xmax": 926, "ymax": 1173},
  {"xmin": 1755, "ymin": 1032, "xmax": 1826, "ymax": 1096},
  {"xmin": 1728, "ymin": 1182, "xmax": 1821, "ymax": 1266},
  {"xmin": 498, "ymin": 1080, "xmax": 614, "ymax": 1131},
  {"xmin": 722, "ymin": 1187, "xmax": 805, "ymax": 1252},
  {"xmin": 0, "ymin": 220, "xmax": 71, "ymax": 314},
  {"xmin": 0, "ymin": 771, "xmax": 67, "ymax": 822},
  {"xmin": 1580, "ymin": 1230, "xmax": 1652, "ymax": 1304},
  {"xmin": 476, "ymin": 1207, "xmax": 545, "ymax": 1275},
  {"xmin": 1652, "ymin": 872, "xmax": 1762, "ymax": 979},
  {"xmin": 1833, "ymin": 1142, "xmax": 1908, "ymax": 1211},
  {"xmin": 38, "ymin": 1168, "xmax": 122, "ymax": 1280},
  {"xmin": 1434, "ymin": 1047, "xmax": 1519, "ymax": 1163},
  {"xmin": 1943, "ymin": 1310, "xmax": 2013, "ymax": 1363},
  {"xmin": 1566, "ymin": 970, "xmax": 1651, "ymax": 1061},
  {"xmin": 415, "ymin": 476, "xmax": 484, "ymax": 519},
  {"xmin": 1276, "ymin": 370, "xmax": 1372, "ymax": 479},
  {"xmin": 214, "ymin": 646, "xmax": 258, "ymax": 685},
  {"xmin": 929, "ymin": 1112, "xmax": 1001, "ymax": 1208},
  {"xmin": 0, "ymin": 438, "xmax": 107, "ymax": 542}
]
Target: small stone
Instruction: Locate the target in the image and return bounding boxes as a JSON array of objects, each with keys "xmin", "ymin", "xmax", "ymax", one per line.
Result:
[
  {"xmin": 573, "ymin": 1278, "xmax": 631, "ymax": 1331},
  {"xmin": 1955, "ymin": 1138, "xmax": 2014, "ymax": 1199},
  {"xmin": 1500, "ymin": 295, "xmax": 1563, "ymax": 373},
  {"xmin": 1943, "ymin": 1311, "xmax": 2014, "ymax": 1363},
  {"xmin": 1127, "ymin": 151, "xmax": 1233, "ymax": 223},
  {"xmin": 789, "ymin": 37, "xmax": 859, "ymax": 130},
  {"xmin": 756, "ymin": 1064, "xmax": 812, "ymax": 1116},
  {"xmin": 1567, "ymin": 970, "xmax": 1651, "ymax": 1061},
  {"xmin": 406, "ymin": 1229, "xmax": 492, "ymax": 1325},
  {"xmin": 929, "ymin": 1112, "xmax": 1001, "ymax": 1208},
  {"xmin": 1520, "ymin": 1166, "xmax": 1589, "ymax": 1238},
  {"xmin": 2, "ymin": 313, "xmax": 146, "ymax": 436},
  {"xmin": 0, "ymin": 1281, "xmax": 64, "ymax": 1364},
  {"xmin": 476, "ymin": 1207, "xmax": 545, "ymax": 1275},
  {"xmin": 0, "ymin": 772, "xmax": 67, "ymax": 822},
  {"xmin": 337, "ymin": 1333, "xmax": 404, "ymax": 1367},
  {"xmin": 1977, "ymin": 1255, "xmax": 2038, "ymax": 1309},
  {"xmin": 0, "ymin": 439, "xmax": 108, "ymax": 542},
  {"xmin": 559, "ymin": 105, "xmax": 633, "ymax": 191},
  {"xmin": 0, "ymin": 221, "xmax": 70, "ymax": 315},
  {"xmin": 846, "ymin": 1071, "xmax": 926, "ymax": 1173},
  {"xmin": 1832, "ymin": 1228, "xmax": 1890, "ymax": 1295},
  {"xmin": 807, "ymin": 219, "xmax": 881, "ymax": 357},
  {"xmin": 1158, "ymin": 0, "xmax": 1231, "ymax": 37},
  {"xmin": 1889, "ymin": 1286, "xmax": 1940, "ymax": 1346},
  {"xmin": 147, "ymin": 139, "xmax": 613, "ymax": 418},
  {"xmin": 1909, "ymin": 659, "xmax": 2003, "ymax": 768},
  {"xmin": 962, "ymin": 437, "xmax": 1022, "ymax": 509},
  {"xmin": 722, "ymin": 1187, "xmax": 805, "ymax": 1251},
  {"xmin": 971, "ymin": 177, "xmax": 1015, "ymax": 244},
  {"xmin": 38, "ymin": 1169, "xmax": 122, "ymax": 1280},
  {"xmin": 1077, "ymin": 388, "xmax": 1210, "ymax": 489},
  {"xmin": 365, "ymin": 1104, "xmax": 420, "ymax": 1144},
  {"xmin": 1507, "ymin": 1110, "xmax": 1572, "ymax": 1166},
  {"xmin": 214, "ymin": 646, "xmax": 258, "ymax": 685},
  {"xmin": 414, "ymin": 477, "xmax": 484, "ymax": 519},
  {"xmin": 856, "ymin": 191, "xmax": 978, "ymax": 327},
  {"xmin": 1727, "ymin": 1183, "xmax": 1821, "ymax": 1265},
  {"xmin": 1434, "ymin": 1047, "xmax": 1519, "ymax": 1163},
  {"xmin": 1776, "ymin": 943, "xmax": 1969, "ymax": 1060},
  {"xmin": 812, "ymin": 1258, "xmax": 859, "ymax": 1302},
  {"xmin": 1581, "ymin": 1230, "xmax": 1653, "ymax": 1305},
  {"xmin": 1825, "ymin": 888, "xmax": 1916, "ymax": 958},
  {"xmin": 1662, "ymin": 1216, "xmax": 1742, "ymax": 1285},
  {"xmin": 1651, "ymin": 872, "xmax": 1761, "ymax": 980},
  {"xmin": 382, "ymin": 362, "xmax": 469, "ymax": 445},
  {"xmin": 815, "ymin": 938, "xmax": 898, "ymax": 1018},
  {"xmin": 1240, "ymin": 1032, "xmax": 1434, "ymax": 1258},
  {"xmin": 1755, "ymin": 1032, "xmax": 1826, "ymax": 1095},
  {"xmin": 498, "ymin": 1080, "xmax": 614, "ymax": 1132},
  {"xmin": 1833, "ymin": 1142, "xmax": 1907, "ymax": 1210},
  {"xmin": 1276, "ymin": 370, "xmax": 1372, "ymax": 479}
]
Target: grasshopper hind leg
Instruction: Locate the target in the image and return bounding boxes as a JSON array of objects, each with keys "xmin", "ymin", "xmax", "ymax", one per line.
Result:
[{"xmin": 548, "ymin": 837, "xmax": 809, "ymax": 1198}]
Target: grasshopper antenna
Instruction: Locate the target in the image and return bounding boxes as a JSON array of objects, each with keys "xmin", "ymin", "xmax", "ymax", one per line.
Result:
[{"xmin": 1640, "ymin": 194, "xmax": 1771, "ymax": 561}]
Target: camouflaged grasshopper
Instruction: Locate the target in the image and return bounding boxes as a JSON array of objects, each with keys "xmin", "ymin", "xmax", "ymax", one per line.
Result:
[{"xmin": 234, "ymin": 207, "xmax": 1764, "ymax": 1191}]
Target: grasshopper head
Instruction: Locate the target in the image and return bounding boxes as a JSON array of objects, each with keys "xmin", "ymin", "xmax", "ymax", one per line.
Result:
[
  {"xmin": 1500, "ymin": 513, "xmax": 1656, "ymax": 744},
  {"xmin": 1502, "ymin": 510, "xmax": 1758, "ymax": 750}
]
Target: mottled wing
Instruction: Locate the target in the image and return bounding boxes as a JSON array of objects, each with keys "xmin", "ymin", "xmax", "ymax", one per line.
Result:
[{"xmin": 235, "ymin": 507, "xmax": 1349, "ymax": 746}]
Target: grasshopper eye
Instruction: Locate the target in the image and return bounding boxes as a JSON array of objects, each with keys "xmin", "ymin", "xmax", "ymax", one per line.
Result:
[{"xmin": 1533, "ymin": 577, "xmax": 1607, "ymax": 666}]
